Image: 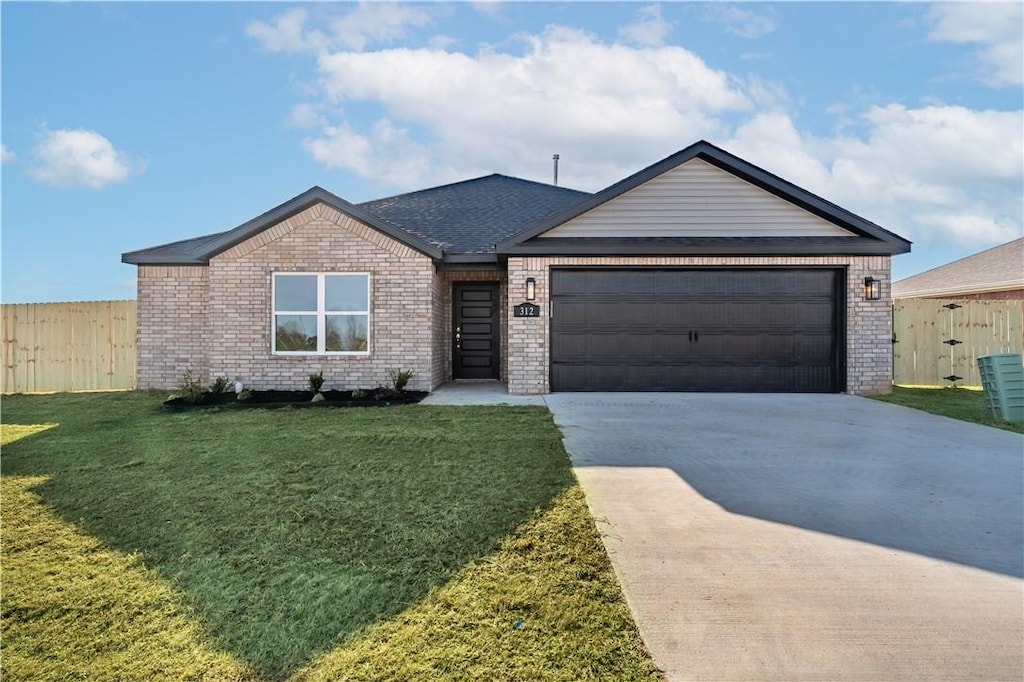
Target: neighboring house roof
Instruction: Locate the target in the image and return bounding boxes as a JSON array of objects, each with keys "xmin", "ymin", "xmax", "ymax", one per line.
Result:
[
  {"xmin": 892, "ymin": 237, "xmax": 1024, "ymax": 299},
  {"xmin": 497, "ymin": 140, "xmax": 911, "ymax": 256},
  {"xmin": 122, "ymin": 186, "xmax": 444, "ymax": 265},
  {"xmin": 357, "ymin": 174, "xmax": 591, "ymax": 259},
  {"xmin": 123, "ymin": 140, "xmax": 910, "ymax": 266}
]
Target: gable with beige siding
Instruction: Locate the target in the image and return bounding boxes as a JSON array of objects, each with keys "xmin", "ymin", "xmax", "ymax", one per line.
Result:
[{"xmin": 540, "ymin": 158, "xmax": 855, "ymax": 239}]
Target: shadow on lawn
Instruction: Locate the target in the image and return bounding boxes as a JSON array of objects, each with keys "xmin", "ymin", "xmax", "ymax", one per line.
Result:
[{"xmin": 1, "ymin": 393, "xmax": 572, "ymax": 679}]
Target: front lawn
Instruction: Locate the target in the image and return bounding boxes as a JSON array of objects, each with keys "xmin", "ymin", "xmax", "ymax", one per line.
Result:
[
  {"xmin": 1, "ymin": 393, "xmax": 658, "ymax": 681},
  {"xmin": 873, "ymin": 386, "xmax": 1024, "ymax": 434}
]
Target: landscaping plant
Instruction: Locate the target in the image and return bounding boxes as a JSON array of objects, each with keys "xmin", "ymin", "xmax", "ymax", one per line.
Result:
[
  {"xmin": 175, "ymin": 370, "xmax": 204, "ymax": 404},
  {"xmin": 209, "ymin": 376, "xmax": 230, "ymax": 394},
  {"xmin": 307, "ymin": 370, "xmax": 325, "ymax": 393},
  {"xmin": 388, "ymin": 368, "xmax": 414, "ymax": 392}
]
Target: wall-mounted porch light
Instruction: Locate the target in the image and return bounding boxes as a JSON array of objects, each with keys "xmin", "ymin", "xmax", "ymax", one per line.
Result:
[
  {"xmin": 864, "ymin": 276, "xmax": 882, "ymax": 301},
  {"xmin": 526, "ymin": 277, "xmax": 536, "ymax": 301}
]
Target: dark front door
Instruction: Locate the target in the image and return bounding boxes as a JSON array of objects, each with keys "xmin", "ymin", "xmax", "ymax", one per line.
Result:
[{"xmin": 453, "ymin": 283, "xmax": 499, "ymax": 379}]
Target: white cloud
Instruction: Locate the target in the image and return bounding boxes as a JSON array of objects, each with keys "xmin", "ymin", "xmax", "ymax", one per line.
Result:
[
  {"xmin": 307, "ymin": 25, "xmax": 750, "ymax": 190},
  {"xmin": 723, "ymin": 105, "xmax": 1023, "ymax": 247},
  {"xmin": 250, "ymin": 13, "xmax": 1022, "ymax": 251},
  {"xmin": 29, "ymin": 129, "xmax": 143, "ymax": 189},
  {"xmin": 428, "ymin": 34, "xmax": 457, "ymax": 51},
  {"xmin": 470, "ymin": 1, "xmax": 503, "ymax": 20},
  {"xmin": 329, "ymin": 3, "xmax": 431, "ymax": 51},
  {"xmin": 246, "ymin": 8, "xmax": 325, "ymax": 53},
  {"xmin": 619, "ymin": 4, "xmax": 671, "ymax": 47},
  {"xmin": 1, "ymin": 144, "xmax": 14, "ymax": 163},
  {"xmin": 247, "ymin": 3, "xmax": 430, "ymax": 54},
  {"xmin": 304, "ymin": 119, "xmax": 433, "ymax": 189},
  {"xmin": 928, "ymin": 2, "xmax": 1023, "ymax": 86},
  {"xmin": 703, "ymin": 4, "xmax": 778, "ymax": 39},
  {"xmin": 289, "ymin": 102, "xmax": 325, "ymax": 129}
]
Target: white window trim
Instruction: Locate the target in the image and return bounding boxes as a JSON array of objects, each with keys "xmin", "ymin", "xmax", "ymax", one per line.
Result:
[{"xmin": 271, "ymin": 272, "xmax": 371, "ymax": 356}]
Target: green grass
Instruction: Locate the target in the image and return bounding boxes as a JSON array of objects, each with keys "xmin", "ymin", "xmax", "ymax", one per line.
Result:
[
  {"xmin": 1, "ymin": 392, "xmax": 659, "ymax": 681},
  {"xmin": 873, "ymin": 386, "xmax": 1024, "ymax": 434}
]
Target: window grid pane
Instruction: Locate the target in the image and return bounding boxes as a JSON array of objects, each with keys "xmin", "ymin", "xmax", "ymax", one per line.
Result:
[
  {"xmin": 326, "ymin": 315, "xmax": 368, "ymax": 352},
  {"xmin": 274, "ymin": 275, "xmax": 318, "ymax": 311},
  {"xmin": 325, "ymin": 275, "xmax": 369, "ymax": 312},
  {"xmin": 275, "ymin": 315, "xmax": 317, "ymax": 352}
]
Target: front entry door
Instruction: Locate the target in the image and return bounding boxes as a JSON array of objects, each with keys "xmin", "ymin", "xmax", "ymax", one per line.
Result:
[{"xmin": 453, "ymin": 283, "xmax": 499, "ymax": 379}]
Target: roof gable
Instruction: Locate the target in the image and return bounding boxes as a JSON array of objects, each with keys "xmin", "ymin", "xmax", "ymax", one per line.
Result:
[
  {"xmin": 498, "ymin": 140, "xmax": 911, "ymax": 255},
  {"xmin": 539, "ymin": 157, "xmax": 855, "ymax": 239},
  {"xmin": 122, "ymin": 186, "xmax": 442, "ymax": 265}
]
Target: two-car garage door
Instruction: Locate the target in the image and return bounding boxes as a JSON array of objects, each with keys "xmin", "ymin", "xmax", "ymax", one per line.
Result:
[{"xmin": 550, "ymin": 269, "xmax": 843, "ymax": 392}]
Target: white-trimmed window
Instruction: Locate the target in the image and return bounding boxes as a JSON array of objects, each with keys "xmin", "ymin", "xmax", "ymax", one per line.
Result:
[{"xmin": 272, "ymin": 273, "xmax": 370, "ymax": 355}]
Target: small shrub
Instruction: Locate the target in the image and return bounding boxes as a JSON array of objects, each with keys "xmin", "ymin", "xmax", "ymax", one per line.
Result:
[
  {"xmin": 236, "ymin": 389, "xmax": 252, "ymax": 401},
  {"xmin": 308, "ymin": 371, "xmax": 325, "ymax": 393},
  {"xmin": 210, "ymin": 376, "xmax": 230, "ymax": 394},
  {"xmin": 374, "ymin": 385, "xmax": 398, "ymax": 401},
  {"xmin": 388, "ymin": 368, "xmax": 414, "ymax": 392},
  {"xmin": 176, "ymin": 370, "xmax": 204, "ymax": 404},
  {"xmin": 351, "ymin": 388, "xmax": 367, "ymax": 399}
]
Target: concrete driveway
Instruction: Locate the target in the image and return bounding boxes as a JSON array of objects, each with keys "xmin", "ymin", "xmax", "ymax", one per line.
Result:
[{"xmin": 543, "ymin": 393, "xmax": 1023, "ymax": 681}]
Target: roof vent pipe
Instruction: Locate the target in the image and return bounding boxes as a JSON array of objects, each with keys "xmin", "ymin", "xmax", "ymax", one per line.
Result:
[{"xmin": 552, "ymin": 154, "xmax": 559, "ymax": 186}]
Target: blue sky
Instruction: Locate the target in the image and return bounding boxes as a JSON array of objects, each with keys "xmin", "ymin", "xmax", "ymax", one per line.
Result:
[{"xmin": 2, "ymin": 1, "xmax": 1021, "ymax": 303}]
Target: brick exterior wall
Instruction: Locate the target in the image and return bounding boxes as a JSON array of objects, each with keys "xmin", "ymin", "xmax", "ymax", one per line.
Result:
[
  {"xmin": 506, "ymin": 255, "xmax": 893, "ymax": 396},
  {"xmin": 136, "ymin": 265, "xmax": 209, "ymax": 389},
  {"xmin": 136, "ymin": 203, "xmax": 439, "ymax": 391}
]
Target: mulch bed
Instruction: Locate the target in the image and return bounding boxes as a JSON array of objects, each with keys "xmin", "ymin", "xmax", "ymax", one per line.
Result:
[{"xmin": 163, "ymin": 389, "xmax": 429, "ymax": 410}]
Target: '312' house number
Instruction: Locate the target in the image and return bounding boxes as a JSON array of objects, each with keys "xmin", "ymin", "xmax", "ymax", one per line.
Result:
[{"xmin": 513, "ymin": 303, "xmax": 541, "ymax": 318}]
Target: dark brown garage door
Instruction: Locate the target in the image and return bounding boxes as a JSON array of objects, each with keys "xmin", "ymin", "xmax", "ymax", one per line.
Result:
[{"xmin": 550, "ymin": 269, "xmax": 843, "ymax": 392}]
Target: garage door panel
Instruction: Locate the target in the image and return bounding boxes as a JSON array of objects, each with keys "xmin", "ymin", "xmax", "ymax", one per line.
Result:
[
  {"xmin": 558, "ymin": 300, "xmax": 663, "ymax": 326},
  {"xmin": 553, "ymin": 331, "xmax": 692, "ymax": 360},
  {"xmin": 550, "ymin": 269, "xmax": 841, "ymax": 392},
  {"xmin": 553, "ymin": 360, "xmax": 836, "ymax": 392},
  {"xmin": 691, "ymin": 332, "xmax": 834, "ymax": 361}
]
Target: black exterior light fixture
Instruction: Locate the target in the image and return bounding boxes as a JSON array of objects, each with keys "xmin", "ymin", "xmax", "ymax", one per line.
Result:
[
  {"xmin": 525, "ymin": 277, "xmax": 536, "ymax": 301},
  {"xmin": 864, "ymin": 276, "xmax": 882, "ymax": 301}
]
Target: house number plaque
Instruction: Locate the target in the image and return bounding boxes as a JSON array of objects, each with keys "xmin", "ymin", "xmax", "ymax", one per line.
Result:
[{"xmin": 513, "ymin": 302, "xmax": 541, "ymax": 318}]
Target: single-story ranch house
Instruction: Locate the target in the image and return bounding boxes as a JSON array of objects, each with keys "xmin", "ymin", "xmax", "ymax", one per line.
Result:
[{"xmin": 123, "ymin": 140, "xmax": 910, "ymax": 395}]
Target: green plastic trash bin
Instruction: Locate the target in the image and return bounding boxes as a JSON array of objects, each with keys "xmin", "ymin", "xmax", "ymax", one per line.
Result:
[{"xmin": 977, "ymin": 353, "xmax": 1024, "ymax": 423}]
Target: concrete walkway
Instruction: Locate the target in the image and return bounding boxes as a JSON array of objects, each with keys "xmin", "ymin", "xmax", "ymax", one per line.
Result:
[
  {"xmin": 544, "ymin": 393, "xmax": 1024, "ymax": 681},
  {"xmin": 420, "ymin": 381, "xmax": 546, "ymax": 406}
]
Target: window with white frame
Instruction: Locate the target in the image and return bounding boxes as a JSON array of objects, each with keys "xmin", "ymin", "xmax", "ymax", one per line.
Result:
[{"xmin": 272, "ymin": 273, "xmax": 370, "ymax": 354}]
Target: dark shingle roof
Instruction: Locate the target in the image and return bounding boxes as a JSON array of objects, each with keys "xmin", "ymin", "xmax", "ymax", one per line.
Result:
[
  {"xmin": 122, "ymin": 231, "xmax": 228, "ymax": 262},
  {"xmin": 123, "ymin": 176, "xmax": 589, "ymax": 264},
  {"xmin": 357, "ymin": 174, "xmax": 591, "ymax": 254},
  {"xmin": 892, "ymin": 237, "xmax": 1024, "ymax": 298},
  {"xmin": 122, "ymin": 186, "xmax": 443, "ymax": 265}
]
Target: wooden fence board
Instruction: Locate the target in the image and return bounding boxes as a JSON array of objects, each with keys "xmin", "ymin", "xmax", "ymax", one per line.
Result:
[
  {"xmin": 893, "ymin": 298, "xmax": 1023, "ymax": 387},
  {"xmin": 1, "ymin": 300, "xmax": 136, "ymax": 394}
]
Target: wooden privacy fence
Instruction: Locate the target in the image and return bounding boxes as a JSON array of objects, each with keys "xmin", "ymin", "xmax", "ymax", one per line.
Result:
[
  {"xmin": 2, "ymin": 300, "xmax": 136, "ymax": 394},
  {"xmin": 893, "ymin": 298, "xmax": 1023, "ymax": 387}
]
